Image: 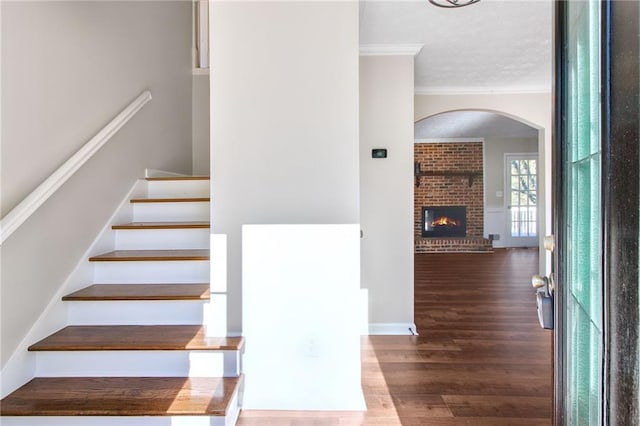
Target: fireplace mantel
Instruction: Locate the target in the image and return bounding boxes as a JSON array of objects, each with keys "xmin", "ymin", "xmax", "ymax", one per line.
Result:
[{"xmin": 414, "ymin": 162, "xmax": 482, "ymax": 187}]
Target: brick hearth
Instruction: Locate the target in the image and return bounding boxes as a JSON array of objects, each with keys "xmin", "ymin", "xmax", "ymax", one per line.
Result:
[{"xmin": 415, "ymin": 237, "xmax": 492, "ymax": 253}]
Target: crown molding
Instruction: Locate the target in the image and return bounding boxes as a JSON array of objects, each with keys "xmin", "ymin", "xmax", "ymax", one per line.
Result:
[
  {"xmin": 359, "ymin": 44, "xmax": 424, "ymax": 56},
  {"xmin": 414, "ymin": 86, "xmax": 552, "ymax": 96}
]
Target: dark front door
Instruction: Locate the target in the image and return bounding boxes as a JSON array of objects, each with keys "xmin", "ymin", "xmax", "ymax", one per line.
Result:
[{"xmin": 555, "ymin": 0, "xmax": 639, "ymax": 424}]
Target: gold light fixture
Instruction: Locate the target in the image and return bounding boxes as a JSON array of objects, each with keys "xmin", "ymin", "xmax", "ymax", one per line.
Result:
[{"xmin": 429, "ymin": 0, "xmax": 480, "ymax": 8}]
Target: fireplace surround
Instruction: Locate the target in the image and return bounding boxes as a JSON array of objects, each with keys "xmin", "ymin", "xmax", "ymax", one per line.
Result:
[{"xmin": 422, "ymin": 206, "xmax": 467, "ymax": 238}]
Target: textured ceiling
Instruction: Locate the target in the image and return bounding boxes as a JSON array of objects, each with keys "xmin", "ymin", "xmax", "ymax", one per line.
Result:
[
  {"xmin": 415, "ymin": 111, "xmax": 539, "ymax": 139},
  {"xmin": 360, "ymin": 0, "xmax": 553, "ymax": 93}
]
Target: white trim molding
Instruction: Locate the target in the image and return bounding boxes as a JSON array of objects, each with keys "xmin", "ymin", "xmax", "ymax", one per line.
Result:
[
  {"xmin": 415, "ymin": 137, "xmax": 485, "ymax": 144},
  {"xmin": 196, "ymin": 0, "xmax": 209, "ymax": 69},
  {"xmin": 368, "ymin": 323, "xmax": 419, "ymax": 336},
  {"xmin": 0, "ymin": 91, "xmax": 152, "ymax": 245},
  {"xmin": 414, "ymin": 86, "xmax": 552, "ymax": 96},
  {"xmin": 192, "ymin": 68, "xmax": 210, "ymax": 76},
  {"xmin": 359, "ymin": 44, "xmax": 423, "ymax": 56},
  {"xmin": 144, "ymin": 169, "xmax": 188, "ymax": 178}
]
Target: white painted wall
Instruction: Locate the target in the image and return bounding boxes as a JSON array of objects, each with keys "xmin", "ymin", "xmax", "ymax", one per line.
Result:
[
  {"xmin": 360, "ymin": 55, "xmax": 415, "ymax": 332},
  {"xmin": 414, "ymin": 93, "xmax": 552, "ymax": 272},
  {"xmin": 192, "ymin": 74, "xmax": 210, "ymax": 175},
  {"xmin": 485, "ymin": 137, "xmax": 538, "ymax": 208},
  {"xmin": 210, "ymin": 1, "xmax": 360, "ymax": 333},
  {"xmin": 1, "ymin": 1, "xmax": 192, "ymax": 367}
]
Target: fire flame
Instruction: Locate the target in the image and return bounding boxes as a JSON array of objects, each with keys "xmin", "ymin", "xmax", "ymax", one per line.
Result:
[{"xmin": 431, "ymin": 216, "xmax": 460, "ymax": 227}]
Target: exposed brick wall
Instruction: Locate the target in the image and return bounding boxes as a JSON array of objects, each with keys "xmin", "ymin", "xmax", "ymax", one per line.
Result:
[{"xmin": 415, "ymin": 142, "xmax": 485, "ymax": 252}]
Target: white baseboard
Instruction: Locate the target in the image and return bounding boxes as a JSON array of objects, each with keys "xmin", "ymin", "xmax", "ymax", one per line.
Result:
[
  {"xmin": 367, "ymin": 323, "xmax": 418, "ymax": 335},
  {"xmin": 0, "ymin": 179, "xmax": 145, "ymax": 398},
  {"xmin": 144, "ymin": 168, "xmax": 189, "ymax": 178}
]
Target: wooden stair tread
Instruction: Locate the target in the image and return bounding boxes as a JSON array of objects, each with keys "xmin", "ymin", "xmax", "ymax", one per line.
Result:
[
  {"xmin": 146, "ymin": 176, "xmax": 210, "ymax": 181},
  {"xmin": 63, "ymin": 284, "xmax": 211, "ymax": 301},
  {"xmin": 112, "ymin": 221, "xmax": 210, "ymax": 230},
  {"xmin": 130, "ymin": 197, "xmax": 210, "ymax": 203},
  {"xmin": 89, "ymin": 249, "xmax": 209, "ymax": 262},
  {"xmin": 0, "ymin": 376, "xmax": 239, "ymax": 416},
  {"xmin": 28, "ymin": 326, "xmax": 244, "ymax": 351}
]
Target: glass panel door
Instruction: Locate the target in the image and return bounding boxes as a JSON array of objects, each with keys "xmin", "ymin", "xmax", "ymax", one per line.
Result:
[
  {"xmin": 505, "ymin": 153, "xmax": 538, "ymax": 247},
  {"xmin": 562, "ymin": 0, "xmax": 603, "ymax": 424},
  {"xmin": 557, "ymin": 0, "xmax": 640, "ymax": 423}
]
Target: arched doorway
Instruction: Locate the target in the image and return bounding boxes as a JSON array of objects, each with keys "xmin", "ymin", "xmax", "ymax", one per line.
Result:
[
  {"xmin": 413, "ymin": 95, "xmax": 552, "ymax": 275},
  {"xmin": 414, "ymin": 110, "xmax": 542, "ymax": 251}
]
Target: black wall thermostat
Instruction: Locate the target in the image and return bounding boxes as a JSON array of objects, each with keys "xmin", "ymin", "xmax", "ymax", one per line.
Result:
[{"xmin": 372, "ymin": 149, "xmax": 387, "ymax": 158}]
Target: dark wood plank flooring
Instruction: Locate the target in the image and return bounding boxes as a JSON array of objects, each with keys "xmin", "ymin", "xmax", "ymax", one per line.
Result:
[{"xmin": 238, "ymin": 249, "xmax": 552, "ymax": 425}]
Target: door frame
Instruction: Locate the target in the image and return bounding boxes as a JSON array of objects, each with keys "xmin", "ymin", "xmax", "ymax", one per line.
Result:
[
  {"xmin": 554, "ymin": 0, "xmax": 640, "ymax": 424},
  {"xmin": 603, "ymin": 0, "xmax": 639, "ymax": 423}
]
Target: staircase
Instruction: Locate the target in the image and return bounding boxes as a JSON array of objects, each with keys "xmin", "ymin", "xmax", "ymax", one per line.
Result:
[{"xmin": 0, "ymin": 176, "xmax": 243, "ymax": 426}]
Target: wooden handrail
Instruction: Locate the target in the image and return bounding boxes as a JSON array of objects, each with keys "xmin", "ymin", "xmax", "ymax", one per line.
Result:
[{"xmin": 0, "ymin": 90, "xmax": 152, "ymax": 244}]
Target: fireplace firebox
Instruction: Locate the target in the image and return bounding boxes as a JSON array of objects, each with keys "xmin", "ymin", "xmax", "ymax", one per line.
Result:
[{"xmin": 421, "ymin": 206, "xmax": 467, "ymax": 238}]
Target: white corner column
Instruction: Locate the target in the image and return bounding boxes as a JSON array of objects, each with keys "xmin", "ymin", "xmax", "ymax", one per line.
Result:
[
  {"xmin": 359, "ymin": 49, "xmax": 419, "ymax": 334},
  {"xmin": 210, "ymin": 0, "xmax": 361, "ymax": 409},
  {"xmin": 210, "ymin": 0, "xmax": 359, "ymax": 335}
]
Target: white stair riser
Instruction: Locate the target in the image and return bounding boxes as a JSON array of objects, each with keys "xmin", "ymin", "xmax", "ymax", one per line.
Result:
[
  {"xmin": 115, "ymin": 228, "xmax": 209, "ymax": 250},
  {"xmin": 34, "ymin": 350, "xmax": 241, "ymax": 378},
  {"xmin": 147, "ymin": 180, "xmax": 210, "ymax": 199},
  {"xmin": 133, "ymin": 202, "xmax": 209, "ymax": 222},
  {"xmin": 1, "ymin": 415, "xmax": 232, "ymax": 426},
  {"xmin": 204, "ymin": 294, "xmax": 227, "ymax": 336},
  {"xmin": 93, "ymin": 261, "xmax": 210, "ymax": 283},
  {"xmin": 67, "ymin": 301, "xmax": 209, "ymax": 325}
]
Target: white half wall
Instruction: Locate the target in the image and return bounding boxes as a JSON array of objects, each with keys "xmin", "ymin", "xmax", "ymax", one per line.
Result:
[
  {"xmin": 242, "ymin": 225, "xmax": 364, "ymax": 410},
  {"xmin": 360, "ymin": 55, "xmax": 415, "ymax": 329},
  {"xmin": 210, "ymin": 1, "xmax": 360, "ymax": 333}
]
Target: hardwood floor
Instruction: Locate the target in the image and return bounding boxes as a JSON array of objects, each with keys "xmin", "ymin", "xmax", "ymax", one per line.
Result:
[{"xmin": 237, "ymin": 249, "xmax": 552, "ymax": 425}]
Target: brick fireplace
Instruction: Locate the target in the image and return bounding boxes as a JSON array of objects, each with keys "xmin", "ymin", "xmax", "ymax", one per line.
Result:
[
  {"xmin": 414, "ymin": 142, "xmax": 491, "ymax": 253},
  {"xmin": 421, "ymin": 206, "xmax": 467, "ymax": 237}
]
